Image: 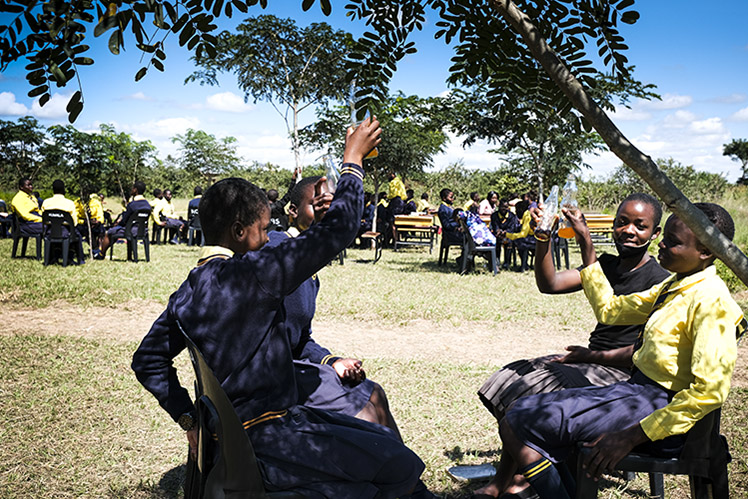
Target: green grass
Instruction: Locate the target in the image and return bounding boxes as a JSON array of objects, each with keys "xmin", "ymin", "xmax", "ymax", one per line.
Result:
[
  {"xmin": 1, "ymin": 334, "xmax": 747, "ymax": 498},
  {"xmin": 2, "ymin": 210, "xmax": 748, "ymax": 497}
]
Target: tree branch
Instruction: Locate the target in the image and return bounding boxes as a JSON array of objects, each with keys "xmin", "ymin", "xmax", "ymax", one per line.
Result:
[{"xmin": 490, "ymin": 0, "xmax": 748, "ymax": 286}]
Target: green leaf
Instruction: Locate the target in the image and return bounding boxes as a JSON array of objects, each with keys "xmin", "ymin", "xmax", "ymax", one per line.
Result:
[
  {"xmin": 134, "ymin": 67, "xmax": 147, "ymax": 81},
  {"xmin": 152, "ymin": 59, "xmax": 164, "ymax": 71},
  {"xmin": 39, "ymin": 93, "xmax": 50, "ymax": 107},
  {"xmin": 28, "ymin": 85, "xmax": 48, "ymax": 98},
  {"xmin": 620, "ymin": 11, "xmax": 640, "ymax": 24},
  {"xmin": 108, "ymin": 30, "xmax": 120, "ymax": 54},
  {"xmin": 73, "ymin": 57, "xmax": 94, "ymax": 65},
  {"xmin": 302, "ymin": 0, "xmax": 314, "ymax": 12},
  {"xmin": 320, "ymin": 0, "xmax": 331, "ymax": 16}
]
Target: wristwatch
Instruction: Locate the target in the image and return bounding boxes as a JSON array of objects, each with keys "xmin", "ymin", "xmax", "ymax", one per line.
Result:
[{"xmin": 178, "ymin": 412, "xmax": 196, "ymax": 431}]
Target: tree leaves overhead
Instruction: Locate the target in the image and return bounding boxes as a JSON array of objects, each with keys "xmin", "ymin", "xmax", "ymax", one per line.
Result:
[
  {"xmin": 1, "ymin": 0, "xmax": 641, "ymax": 128},
  {"xmin": 0, "ymin": 0, "xmax": 330, "ymax": 123}
]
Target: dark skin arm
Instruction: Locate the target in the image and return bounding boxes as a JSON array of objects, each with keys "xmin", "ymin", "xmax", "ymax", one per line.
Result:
[
  {"xmin": 582, "ymin": 424, "xmax": 649, "ymax": 479},
  {"xmin": 554, "ymin": 344, "xmax": 634, "ymax": 368},
  {"xmin": 533, "ymin": 206, "xmax": 597, "ymax": 294}
]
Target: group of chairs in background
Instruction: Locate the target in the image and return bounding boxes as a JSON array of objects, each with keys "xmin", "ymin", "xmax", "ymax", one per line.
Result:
[{"xmin": 5, "ymin": 207, "xmax": 205, "ymax": 265}]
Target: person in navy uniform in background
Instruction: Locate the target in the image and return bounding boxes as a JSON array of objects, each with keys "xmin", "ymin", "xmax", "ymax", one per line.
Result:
[
  {"xmin": 132, "ymin": 118, "xmax": 431, "ymax": 498},
  {"xmin": 97, "ymin": 181, "xmax": 151, "ymax": 259}
]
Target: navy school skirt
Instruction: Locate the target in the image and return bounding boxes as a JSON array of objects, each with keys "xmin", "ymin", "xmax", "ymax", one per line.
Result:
[
  {"xmin": 505, "ymin": 371, "xmax": 686, "ymax": 463},
  {"xmin": 294, "ymin": 360, "xmax": 375, "ymax": 417},
  {"xmin": 249, "ymin": 405, "xmax": 423, "ymax": 498}
]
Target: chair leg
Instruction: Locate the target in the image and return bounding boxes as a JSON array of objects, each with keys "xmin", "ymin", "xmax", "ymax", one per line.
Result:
[
  {"xmin": 35, "ymin": 236, "xmax": 42, "ymax": 260},
  {"xmin": 62, "ymin": 240, "xmax": 69, "ymax": 267},
  {"xmin": 574, "ymin": 460, "xmax": 599, "ymax": 498},
  {"xmin": 21, "ymin": 237, "xmax": 28, "ymax": 257},
  {"xmin": 491, "ymin": 248, "xmax": 497, "ymax": 275},
  {"xmin": 144, "ymin": 238, "xmax": 150, "ymax": 262},
  {"xmin": 43, "ymin": 239, "xmax": 51, "ymax": 266},
  {"xmin": 648, "ymin": 472, "xmax": 664, "ymax": 499},
  {"xmin": 131, "ymin": 239, "xmax": 138, "ymax": 262}
]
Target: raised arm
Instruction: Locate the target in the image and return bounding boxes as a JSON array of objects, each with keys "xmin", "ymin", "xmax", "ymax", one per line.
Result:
[{"xmin": 253, "ymin": 118, "xmax": 381, "ymax": 298}]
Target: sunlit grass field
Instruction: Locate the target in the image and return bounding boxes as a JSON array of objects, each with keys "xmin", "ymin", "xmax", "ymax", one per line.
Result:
[{"xmin": 1, "ymin": 194, "xmax": 747, "ymax": 498}]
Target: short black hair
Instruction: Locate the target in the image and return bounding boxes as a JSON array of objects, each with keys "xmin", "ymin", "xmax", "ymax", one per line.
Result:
[
  {"xmin": 406, "ymin": 189, "xmax": 414, "ymax": 198},
  {"xmin": 266, "ymin": 189, "xmax": 279, "ymax": 202},
  {"xmin": 516, "ymin": 200, "xmax": 530, "ymax": 219},
  {"xmin": 499, "ymin": 197, "xmax": 509, "ymax": 205},
  {"xmin": 290, "ymin": 176, "xmax": 322, "ymax": 208},
  {"xmin": 487, "ymin": 190, "xmax": 498, "ymax": 201},
  {"xmin": 18, "ymin": 177, "xmax": 31, "ymax": 189},
  {"xmin": 526, "ymin": 190, "xmax": 537, "ymax": 202},
  {"xmin": 439, "ymin": 188, "xmax": 452, "ymax": 201},
  {"xmin": 694, "ymin": 202, "xmax": 734, "ymax": 241},
  {"xmin": 52, "ymin": 179, "xmax": 65, "ymax": 195},
  {"xmin": 153, "ymin": 188, "xmax": 162, "ymax": 197},
  {"xmin": 421, "ymin": 192, "xmax": 429, "ymax": 200},
  {"xmin": 618, "ymin": 192, "xmax": 662, "ymax": 227},
  {"xmin": 134, "ymin": 181, "xmax": 146, "ymax": 195},
  {"xmin": 199, "ymin": 178, "xmax": 269, "ymax": 244},
  {"xmin": 194, "ymin": 186, "xmax": 203, "ymax": 196}
]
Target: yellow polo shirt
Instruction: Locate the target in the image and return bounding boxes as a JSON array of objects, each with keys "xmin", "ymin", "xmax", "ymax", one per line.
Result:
[
  {"xmin": 11, "ymin": 190, "xmax": 42, "ymax": 222},
  {"xmin": 416, "ymin": 199, "xmax": 430, "ymax": 213},
  {"xmin": 506, "ymin": 211, "xmax": 534, "ymax": 240},
  {"xmin": 150, "ymin": 197, "xmax": 165, "ymax": 225},
  {"xmin": 387, "ymin": 176, "xmax": 406, "ymax": 201},
  {"xmin": 42, "ymin": 194, "xmax": 76, "ymax": 219},
  {"xmin": 580, "ymin": 262, "xmax": 744, "ymax": 441}
]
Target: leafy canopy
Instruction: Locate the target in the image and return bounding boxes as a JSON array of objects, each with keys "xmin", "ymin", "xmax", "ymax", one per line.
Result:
[{"xmin": 1, "ymin": 0, "xmax": 640, "ymax": 129}]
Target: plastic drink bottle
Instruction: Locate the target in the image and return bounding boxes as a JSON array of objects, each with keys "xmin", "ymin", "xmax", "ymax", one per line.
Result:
[{"xmin": 558, "ymin": 176, "xmax": 578, "ymax": 239}]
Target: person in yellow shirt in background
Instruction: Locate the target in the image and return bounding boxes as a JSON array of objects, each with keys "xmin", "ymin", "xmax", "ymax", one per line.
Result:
[
  {"xmin": 463, "ymin": 191, "xmax": 481, "ymax": 214},
  {"xmin": 476, "ymin": 202, "xmax": 744, "ymax": 499},
  {"xmin": 149, "ymin": 188, "xmax": 166, "ymax": 240},
  {"xmin": 161, "ymin": 189, "xmax": 185, "ymax": 244},
  {"xmin": 75, "ymin": 192, "xmax": 106, "ymax": 257},
  {"xmin": 41, "ymin": 179, "xmax": 76, "ymax": 218},
  {"xmin": 11, "ymin": 177, "xmax": 43, "ymax": 235},
  {"xmin": 416, "ymin": 192, "xmax": 431, "ymax": 213}
]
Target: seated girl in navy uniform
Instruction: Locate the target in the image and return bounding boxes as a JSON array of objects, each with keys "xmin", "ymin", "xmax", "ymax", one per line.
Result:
[
  {"xmin": 132, "ymin": 119, "xmax": 431, "ymax": 498},
  {"xmin": 267, "ymin": 175, "xmax": 402, "ymax": 437}
]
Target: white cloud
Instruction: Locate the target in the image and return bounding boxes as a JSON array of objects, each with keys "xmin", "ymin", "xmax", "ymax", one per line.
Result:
[
  {"xmin": 731, "ymin": 106, "xmax": 748, "ymax": 121},
  {"xmin": 204, "ymin": 92, "xmax": 254, "ymax": 113},
  {"xmin": 122, "ymin": 92, "xmax": 152, "ymax": 101},
  {"xmin": 663, "ymin": 110, "xmax": 696, "ymax": 128},
  {"xmin": 611, "ymin": 105, "xmax": 651, "ymax": 121},
  {"xmin": 126, "ymin": 116, "xmax": 201, "ymax": 139},
  {"xmin": 712, "ymin": 93, "xmax": 747, "ymax": 104},
  {"xmin": 31, "ymin": 92, "xmax": 71, "ymax": 119},
  {"xmin": 689, "ymin": 117, "xmax": 726, "ymax": 135},
  {"xmin": 641, "ymin": 93, "xmax": 693, "ymax": 110},
  {"xmin": 0, "ymin": 92, "xmax": 29, "ymax": 116}
]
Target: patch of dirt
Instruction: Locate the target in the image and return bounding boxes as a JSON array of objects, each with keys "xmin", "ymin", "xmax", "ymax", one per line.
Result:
[{"xmin": 2, "ymin": 302, "xmax": 747, "ymax": 388}]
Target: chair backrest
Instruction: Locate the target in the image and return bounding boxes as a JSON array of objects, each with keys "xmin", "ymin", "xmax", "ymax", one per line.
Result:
[
  {"xmin": 125, "ymin": 209, "xmax": 151, "ymax": 239},
  {"xmin": 179, "ymin": 326, "xmax": 268, "ymax": 499},
  {"xmin": 42, "ymin": 209, "xmax": 75, "ymax": 240},
  {"xmin": 191, "ymin": 212, "xmax": 202, "ymax": 230}
]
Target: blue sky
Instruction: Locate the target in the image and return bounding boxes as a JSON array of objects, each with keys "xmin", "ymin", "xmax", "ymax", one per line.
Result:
[{"xmin": 1, "ymin": 1, "xmax": 747, "ymax": 182}]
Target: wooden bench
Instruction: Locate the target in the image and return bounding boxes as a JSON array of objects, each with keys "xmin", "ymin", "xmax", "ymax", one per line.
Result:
[
  {"xmin": 359, "ymin": 231, "xmax": 383, "ymax": 263},
  {"xmin": 583, "ymin": 213, "xmax": 615, "ymax": 246},
  {"xmin": 393, "ymin": 215, "xmax": 436, "ymax": 253}
]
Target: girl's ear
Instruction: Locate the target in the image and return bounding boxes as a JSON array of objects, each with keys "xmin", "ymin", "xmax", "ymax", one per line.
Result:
[
  {"xmin": 230, "ymin": 221, "xmax": 244, "ymax": 242},
  {"xmin": 651, "ymin": 226, "xmax": 662, "ymax": 240},
  {"xmin": 288, "ymin": 203, "xmax": 298, "ymax": 220}
]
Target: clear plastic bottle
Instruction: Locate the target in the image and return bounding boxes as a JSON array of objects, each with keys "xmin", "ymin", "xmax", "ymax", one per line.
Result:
[
  {"xmin": 558, "ymin": 176, "xmax": 578, "ymax": 239},
  {"xmin": 324, "ymin": 154, "xmax": 340, "ymax": 193},
  {"xmin": 535, "ymin": 185, "xmax": 558, "ymax": 242}
]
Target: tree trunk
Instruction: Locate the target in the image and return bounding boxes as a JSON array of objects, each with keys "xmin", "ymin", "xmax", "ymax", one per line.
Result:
[
  {"xmin": 293, "ymin": 103, "xmax": 302, "ymax": 174},
  {"xmin": 491, "ymin": 0, "xmax": 748, "ymax": 286}
]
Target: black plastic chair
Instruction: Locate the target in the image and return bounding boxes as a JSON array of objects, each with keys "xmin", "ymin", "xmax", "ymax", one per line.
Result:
[
  {"xmin": 188, "ymin": 216, "xmax": 205, "ymax": 247},
  {"xmin": 438, "ymin": 231, "xmax": 464, "ymax": 266},
  {"xmin": 110, "ymin": 210, "xmax": 151, "ymax": 262},
  {"xmin": 42, "ymin": 210, "xmax": 85, "ymax": 266},
  {"xmin": 180, "ymin": 328, "xmax": 304, "ymax": 499},
  {"xmin": 575, "ymin": 410, "xmax": 730, "ymax": 499},
  {"xmin": 458, "ymin": 218, "xmax": 497, "ymax": 275},
  {"xmin": 360, "ymin": 231, "xmax": 383, "ymax": 263},
  {"xmin": 10, "ymin": 213, "xmax": 42, "ymax": 260}
]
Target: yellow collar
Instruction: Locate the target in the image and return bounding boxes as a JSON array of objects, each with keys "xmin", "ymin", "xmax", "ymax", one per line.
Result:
[{"xmin": 197, "ymin": 245, "xmax": 235, "ymax": 267}]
